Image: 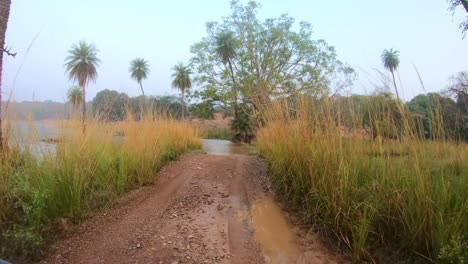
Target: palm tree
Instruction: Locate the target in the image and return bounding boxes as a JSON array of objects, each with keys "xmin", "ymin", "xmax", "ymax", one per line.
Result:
[
  {"xmin": 67, "ymin": 86, "xmax": 83, "ymax": 116},
  {"xmin": 171, "ymin": 62, "xmax": 192, "ymax": 118},
  {"xmin": 0, "ymin": 0, "xmax": 12, "ymax": 145},
  {"xmin": 381, "ymin": 49, "xmax": 401, "ymax": 101},
  {"xmin": 129, "ymin": 58, "xmax": 150, "ymax": 96},
  {"xmin": 64, "ymin": 41, "xmax": 100, "ymax": 128},
  {"xmin": 215, "ymin": 31, "xmax": 238, "ymax": 117}
]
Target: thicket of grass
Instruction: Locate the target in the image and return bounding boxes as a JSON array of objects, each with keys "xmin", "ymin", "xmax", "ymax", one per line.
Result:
[
  {"xmin": 0, "ymin": 115, "xmax": 200, "ymax": 261},
  {"xmin": 200, "ymin": 127, "xmax": 232, "ymax": 140},
  {"xmin": 256, "ymin": 97, "xmax": 467, "ymax": 263}
]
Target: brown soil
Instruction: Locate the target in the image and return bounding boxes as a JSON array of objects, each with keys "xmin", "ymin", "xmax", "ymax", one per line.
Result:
[{"xmin": 40, "ymin": 153, "xmax": 346, "ymax": 264}]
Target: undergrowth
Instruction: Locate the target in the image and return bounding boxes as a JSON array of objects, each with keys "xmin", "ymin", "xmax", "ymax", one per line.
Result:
[
  {"xmin": 256, "ymin": 96, "xmax": 467, "ymax": 263},
  {"xmin": 0, "ymin": 115, "xmax": 201, "ymax": 262}
]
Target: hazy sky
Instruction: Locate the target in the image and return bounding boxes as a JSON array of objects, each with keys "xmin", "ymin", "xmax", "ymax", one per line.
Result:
[{"xmin": 3, "ymin": 0, "xmax": 468, "ymax": 102}]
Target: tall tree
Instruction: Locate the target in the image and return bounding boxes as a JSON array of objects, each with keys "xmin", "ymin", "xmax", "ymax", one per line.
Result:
[
  {"xmin": 190, "ymin": 1, "xmax": 355, "ymax": 124},
  {"xmin": 215, "ymin": 31, "xmax": 238, "ymax": 117},
  {"xmin": 0, "ymin": 0, "xmax": 12, "ymax": 145},
  {"xmin": 381, "ymin": 49, "xmax": 401, "ymax": 101},
  {"xmin": 67, "ymin": 86, "xmax": 83, "ymax": 115},
  {"xmin": 129, "ymin": 58, "xmax": 150, "ymax": 97},
  {"xmin": 91, "ymin": 89, "xmax": 129, "ymax": 121},
  {"xmin": 171, "ymin": 62, "xmax": 192, "ymax": 118},
  {"xmin": 448, "ymin": 0, "xmax": 468, "ymax": 36},
  {"xmin": 64, "ymin": 41, "xmax": 100, "ymax": 128}
]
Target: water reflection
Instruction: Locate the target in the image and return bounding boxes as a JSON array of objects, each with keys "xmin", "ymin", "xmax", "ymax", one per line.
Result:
[
  {"xmin": 202, "ymin": 139, "xmax": 248, "ymax": 155},
  {"xmin": 250, "ymin": 195, "xmax": 307, "ymax": 264}
]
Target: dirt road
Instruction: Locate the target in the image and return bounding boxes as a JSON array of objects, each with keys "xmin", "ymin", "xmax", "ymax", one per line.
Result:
[{"xmin": 41, "ymin": 150, "xmax": 345, "ymax": 264}]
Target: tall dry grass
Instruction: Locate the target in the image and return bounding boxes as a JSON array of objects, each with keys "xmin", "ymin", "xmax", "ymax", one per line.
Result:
[
  {"xmin": 256, "ymin": 96, "xmax": 467, "ymax": 263},
  {"xmin": 0, "ymin": 114, "xmax": 200, "ymax": 261}
]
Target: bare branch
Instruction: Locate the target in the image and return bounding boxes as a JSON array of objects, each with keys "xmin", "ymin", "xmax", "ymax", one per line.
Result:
[{"xmin": 3, "ymin": 46, "xmax": 17, "ymax": 58}]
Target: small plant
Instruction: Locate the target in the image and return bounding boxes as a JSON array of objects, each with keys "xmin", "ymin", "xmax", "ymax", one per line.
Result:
[
  {"xmin": 230, "ymin": 109, "xmax": 253, "ymax": 143},
  {"xmin": 438, "ymin": 236, "xmax": 468, "ymax": 264}
]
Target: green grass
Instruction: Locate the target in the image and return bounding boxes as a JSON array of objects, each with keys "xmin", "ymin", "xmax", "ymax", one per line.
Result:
[
  {"xmin": 255, "ymin": 97, "xmax": 468, "ymax": 263},
  {"xmin": 0, "ymin": 116, "xmax": 201, "ymax": 262}
]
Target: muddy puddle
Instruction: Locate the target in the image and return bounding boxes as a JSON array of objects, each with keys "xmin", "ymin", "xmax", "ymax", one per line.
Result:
[
  {"xmin": 202, "ymin": 139, "xmax": 248, "ymax": 155},
  {"xmin": 249, "ymin": 195, "xmax": 307, "ymax": 264}
]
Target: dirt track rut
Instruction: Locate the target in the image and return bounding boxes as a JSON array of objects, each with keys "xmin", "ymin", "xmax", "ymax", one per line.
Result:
[{"xmin": 41, "ymin": 153, "xmax": 345, "ymax": 264}]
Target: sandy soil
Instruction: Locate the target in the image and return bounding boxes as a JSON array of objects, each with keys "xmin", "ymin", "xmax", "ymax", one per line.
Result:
[{"xmin": 40, "ymin": 153, "xmax": 346, "ymax": 264}]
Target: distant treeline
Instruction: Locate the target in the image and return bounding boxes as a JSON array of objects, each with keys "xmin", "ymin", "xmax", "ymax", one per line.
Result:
[
  {"xmin": 1, "ymin": 91, "xmax": 185, "ymax": 121},
  {"xmin": 334, "ymin": 91, "xmax": 467, "ymax": 141},
  {"xmin": 90, "ymin": 89, "xmax": 183, "ymax": 121},
  {"xmin": 3, "ymin": 100, "xmax": 69, "ymax": 120}
]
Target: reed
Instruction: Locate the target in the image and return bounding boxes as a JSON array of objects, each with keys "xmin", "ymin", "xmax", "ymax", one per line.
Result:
[
  {"xmin": 256, "ymin": 96, "xmax": 467, "ymax": 262},
  {"xmin": 0, "ymin": 114, "xmax": 201, "ymax": 261}
]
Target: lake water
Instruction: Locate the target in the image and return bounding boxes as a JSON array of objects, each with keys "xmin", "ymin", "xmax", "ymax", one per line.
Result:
[
  {"xmin": 9, "ymin": 120, "xmax": 62, "ymax": 155},
  {"xmin": 202, "ymin": 139, "xmax": 248, "ymax": 155}
]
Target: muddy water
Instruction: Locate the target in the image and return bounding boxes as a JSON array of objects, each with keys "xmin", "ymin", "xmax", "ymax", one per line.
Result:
[
  {"xmin": 250, "ymin": 195, "xmax": 306, "ymax": 264},
  {"xmin": 202, "ymin": 139, "xmax": 307, "ymax": 263},
  {"xmin": 202, "ymin": 139, "xmax": 248, "ymax": 155}
]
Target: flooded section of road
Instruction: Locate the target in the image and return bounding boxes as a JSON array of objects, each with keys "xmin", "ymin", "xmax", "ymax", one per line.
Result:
[
  {"xmin": 202, "ymin": 139, "xmax": 248, "ymax": 155},
  {"xmin": 250, "ymin": 195, "xmax": 306, "ymax": 264}
]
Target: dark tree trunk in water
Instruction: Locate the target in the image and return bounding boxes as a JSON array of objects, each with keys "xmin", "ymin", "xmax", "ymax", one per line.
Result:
[{"xmin": 0, "ymin": 0, "xmax": 12, "ymax": 147}]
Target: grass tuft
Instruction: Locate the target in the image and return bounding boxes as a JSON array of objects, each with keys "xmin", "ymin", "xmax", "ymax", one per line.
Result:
[
  {"xmin": 256, "ymin": 96, "xmax": 467, "ymax": 262},
  {"xmin": 0, "ymin": 115, "xmax": 200, "ymax": 262}
]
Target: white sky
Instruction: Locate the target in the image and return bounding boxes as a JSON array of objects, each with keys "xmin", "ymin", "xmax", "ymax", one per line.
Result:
[{"xmin": 3, "ymin": 0, "xmax": 468, "ymax": 102}]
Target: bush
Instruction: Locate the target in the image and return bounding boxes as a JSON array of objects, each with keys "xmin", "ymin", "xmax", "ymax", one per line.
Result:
[{"xmin": 438, "ymin": 236, "xmax": 468, "ymax": 264}]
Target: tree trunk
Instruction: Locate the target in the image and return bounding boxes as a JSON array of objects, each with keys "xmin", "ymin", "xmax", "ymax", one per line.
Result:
[
  {"xmin": 181, "ymin": 89, "xmax": 185, "ymax": 119},
  {"xmin": 391, "ymin": 70, "xmax": 400, "ymax": 101},
  {"xmin": 82, "ymin": 83, "xmax": 86, "ymax": 132},
  {"xmin": 227, "ymin": 59, "xmax": 238, "ymax": 118},
  {"xmin": 139, "ymin": 80, "xmax": 145, "ymax": 96},
  {"xmin": 139, "ymin": 80, "xmax": 146, "ymax": 115},
  {"xmin": 0, "ymin": 0, "xmax": 12, "ymax": 147},
  {"xmin": 460, "ymin": 0, "xmax": 468, "ymax": 14}
]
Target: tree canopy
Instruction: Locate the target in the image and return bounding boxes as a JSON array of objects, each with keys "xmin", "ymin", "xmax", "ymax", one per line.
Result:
[
  {"xmin": 67, "ymin": 86, "xmax": 83, "ymax": 111},
  {"xmin": 381, "ymin": 49, "xmax": 400, "ymax": 101},
  {"xmin": 92, "ymin": 89, "xmax": 129, "ymax": 121},
  {"xmin": 190, "ymin": 0, "xmax": 355, "ymax": 123},
  {"xmin": 448, "ymin": 0, "xmax": 468, "ymax": 36},
  {"xmin": 129, "ymin": 58, "xmax": 150, "ymax": 96},
  {"xmin": 171, "ymin": 62, "xmax": 193, "ymax": 118},
  {"xmin": 64, "ymin": 41, "xmax": 100, "ymax": 89},
  {"xmin": 64, "ymin": 41, "xmax": 100, "ymax": 126}
]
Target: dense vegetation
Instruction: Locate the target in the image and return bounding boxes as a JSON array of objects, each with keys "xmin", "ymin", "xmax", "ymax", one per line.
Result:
[
  {"xmin": 185, "ymin": 1, "xmax": 468, "ymax": 262},
  {"xmin": 0, "ymin": 0, "xmax": 466, "ymax": 263},
  {"xmin": 189, "ymin": 0, "xmax": 355, "ymax": 140},
  {"xmin": 256, "ymin": 96, "xmax": 467, "ymax": 263},
  {"xmin": 0, "ymin": 115, "xmax": 200, "ymax": 262}
]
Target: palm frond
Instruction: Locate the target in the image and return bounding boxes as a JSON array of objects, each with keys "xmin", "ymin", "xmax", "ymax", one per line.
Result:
[
  {"xmin": 67, "ymin": 86, "xmax": 83, "ymax": 108},
  {"xmin": 129, "ymin": 58, "xmax": 150, "ymax": 83},
  {"xmin": 64, "ymin": 41, "xmax": 100, "ymax": 87},
  {"xmin": 215, "ymin": 31, "xmax": 237, "ymax": 65},
  {"xmin": 381, "ymin": 49, "xmax": 400, "ymax": 73},
  {"xmin": 171, "ymin": 62, "xmax": 193, "ymax": 93}
]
